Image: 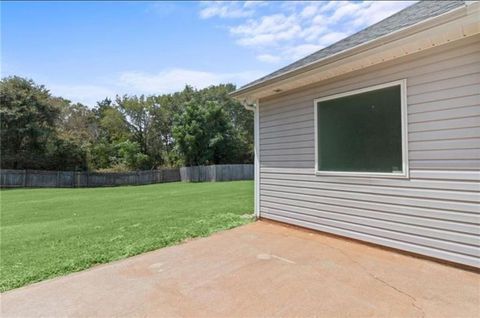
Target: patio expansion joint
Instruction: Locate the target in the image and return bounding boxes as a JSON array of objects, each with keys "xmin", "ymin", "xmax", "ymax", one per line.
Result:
[{"xmin": 316, "ymin": 241, "xmax": 426, "ymax": 318}]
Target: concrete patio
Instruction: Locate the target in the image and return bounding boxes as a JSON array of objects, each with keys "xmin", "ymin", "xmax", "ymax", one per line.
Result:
[{"xmin": 1, "ymin": 220, "xmax": 479, "ymax": 317}]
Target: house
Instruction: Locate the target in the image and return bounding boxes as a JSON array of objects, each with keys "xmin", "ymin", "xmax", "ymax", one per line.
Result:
[{"xmin": 231, "ymin": 0, "xmax": 480, "ymax": 268}]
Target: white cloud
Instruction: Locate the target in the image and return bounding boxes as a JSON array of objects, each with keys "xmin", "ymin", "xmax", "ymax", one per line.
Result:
[
  {"xmin": 49, "ymin": 84, "xmax": 116, "ymax": 107},
  {"xmin": 300, "ymin": 5, "xmax": 318, "ymax": 18},
  {"xmin": 206, "ymin": 1, "xmax": 416, "ymax": 64},
  {"xmin": 47, "ymin": 68, "xmax": 263, "ymax": 107},
  {"xmin": 243, "ymin": 1, "xmax": 268, "ymax": 9},
  {"xmin": 351, "ymin": 1, "xmax": 417, "ymax": 27},
  {"xmin": 199, "ymin": 1, "xmax": 255, "ymax": 19},
  {"xmin": 230, "ymin": 14, "xmax": 301, "ymax": 47},
  {"xmin": 118, "ymin": 68, "xmax": 263, "ymax": 94},
  {"xmin": 257, "ymin": 54, "xmax": 282, "ymax": 64}
]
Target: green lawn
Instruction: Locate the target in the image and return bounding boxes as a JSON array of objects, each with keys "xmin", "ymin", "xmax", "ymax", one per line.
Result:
[{"xmin": 0, "ymin": 181, "xmax": 253, "ymax": 292}]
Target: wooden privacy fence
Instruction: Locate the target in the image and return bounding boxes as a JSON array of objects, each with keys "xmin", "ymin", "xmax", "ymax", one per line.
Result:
[
  {"xmin": 180, "ymin": 164, "xmax": 254, "ymax": 182},
  {"xmin": 0, "ymin": 164, "xmax": 253, "ymax": 188},
  {"xmin": 0, "ymin": 169, "xmax": 180, "ymax": 188}
]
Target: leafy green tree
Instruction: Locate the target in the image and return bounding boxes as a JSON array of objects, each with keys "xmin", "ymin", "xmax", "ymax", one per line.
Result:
[
  {"xmin": 1, "ymin": 76, "xmax": 253, "ymax": 171},
  {"xmin": 89, "ymin": 141, "xmax": 116, "ymax": 169},
  {"xmin": 115, "ymin": 140, "xmax": 150, "ymax": 170},
  {"xmin": 1, "ymin": 76, "xmax": 75, "ymax": 169},
  {"xmin": 149, "ymin": 92, "xmax": 187, "ymax": 166},
  {"xmin": 0, "ymin": 76, "xmax": 90, "ymax": 170},
  {"xmin": 173, "ymin": 100, "xmax": 239, "ymax": 166},
  {"xmin": 195, "ymin": 84, "xmax": 253, "ymax": 163},
  {"xmin": 114, "ymin": 95, "xmax": 158, "ymax": 167},
  {"xmin": 99, "ymin": 107, "xmax": 130, "ymax": 142},
  {"xmin": 58, "ymin": 102, "xmax": 98, "ymax": 145},
  {"xmin": 93, "ymin": 98, "xmax": 130, "ymax": 143},
  {"xmin": 45, "ymin": 137, "xmax": 87, "ymax": 171}
]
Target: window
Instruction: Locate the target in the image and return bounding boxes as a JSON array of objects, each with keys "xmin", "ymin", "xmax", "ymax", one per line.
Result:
[{"xmin": 314, "ymin": 80, "xmax": 408, "ymax": 178}]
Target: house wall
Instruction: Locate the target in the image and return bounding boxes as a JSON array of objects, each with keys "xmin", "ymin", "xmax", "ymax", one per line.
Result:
[{"xmin": 258, "ymin": 35, "xmax": 480, "ymax": 267}]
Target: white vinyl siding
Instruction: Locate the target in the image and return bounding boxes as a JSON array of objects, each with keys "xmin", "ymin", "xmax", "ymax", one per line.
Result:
[{"xmin": 258, "ymin": 35, "xmax": 480, "ymax": 268}]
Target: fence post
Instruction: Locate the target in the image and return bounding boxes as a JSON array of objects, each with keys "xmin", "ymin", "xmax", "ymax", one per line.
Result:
[
  {"xmin": 23, "ymin": 169, "xmax": 27, "ymax": 187},
  {"xmin": 211, "ymin": 165, "xmax": 216, "ymax": 182}
]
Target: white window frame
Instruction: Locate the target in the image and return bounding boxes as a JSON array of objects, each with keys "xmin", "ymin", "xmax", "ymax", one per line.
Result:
[{"xmin": 314, "ymin": 79, "xmax": 409, "ymax": 179}]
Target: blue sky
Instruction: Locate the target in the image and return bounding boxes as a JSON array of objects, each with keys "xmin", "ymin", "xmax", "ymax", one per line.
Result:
[{"xmin": 2, "ymin": 1, "xmax": 414, "ymax": 106}]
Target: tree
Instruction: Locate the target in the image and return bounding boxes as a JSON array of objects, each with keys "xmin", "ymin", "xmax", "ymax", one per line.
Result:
[
  {"xmin": 115, "ymin": 140, "xmax": 150, "ymax": 170},
  {"xmin": 58, "ymin": 102, "xmax": 98, "ymax": 145},
  {"xmin": 0, "ymin": 76, "xmax": 88, "ymax": 170},
  {"xmin": 1, "ymin": 76, "xmax": 58, "ymax": 169},
  {"xmin": 1, "ymin": 76, "xmax": 253, "ymax": 171},
  {"xmin": 196, "ymin": 84, "xmax": 253, "ymax": 163},
  {"xmin": 114, "ymin": 95, "xmax": 159, "ymax": 167},
  {"xmin": 94, "ymin": 98, "xmax": 131, "ymax": 143},
  {"xmin": 173, "ymin": 100, "xmax": 239, "ymax": 166}
]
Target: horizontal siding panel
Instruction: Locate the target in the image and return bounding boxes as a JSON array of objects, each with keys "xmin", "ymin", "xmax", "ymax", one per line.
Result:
[
  {"xmin": 409, "ymin": 149, "xmax": 480, "ymax": 160},
  {"xmin": 408, "ymin": 105, "xmax": 480, "ymax": 123},
  {"xmin": 261, "ymin": 154, "xmax": 314, "ymax": 162},
  {"xmin": 261, "ymin": 161, "xmax": 314, "ymax": 168},
  {"xmin": 407, "ymin": 60, "xmax": 480, "ymax": 86},
  {"xmin": 261, "ymin": 134, "xmax": 314, "ymax": 146},
  {"xmin": 409, "ymin": 116, "xmax": 480, "ymax": 133},
  {"xmin": 407, "ymin": 72, "xmax": 480, "ymax": 96},
  {"xmin": 260, "ymin": 105, "xmax": 312, "ymax": 124},
  {"xmin": 261, "ymin": 185, "xmax": 479, "ymax": 213},
  {"xmin": 409, "ymin": 170, "xmax": 480, "ymax": 181},
  {"xmin": 261, "ymin": 126, "xmax": 313, "ymax": 140},
  {"xmin": 261, "ymin": 168, "xmax": 314, "ymax": 174},
  {"xmin": 261, "ymin": 192, "xmax": 479, "ymax": 225},
  {"xmin": 261, "ymin": 213, "xmax": 480, "ymax": 268},
  {"xmin": 260, "ymin": 205, "xmax": 479, "ymax": 247},
  {"xmin": 260, "ymin": 167, "xmax": 480, "ymax": 182},
  {"xmin": 261, "ymin": 140, "xmax": 314, "ymax": 151},
  {"xmin": 410, "ymin": 160, "xmax": 480, "ymax": 170},
  {"xmin": 409, "ymin": 138, "xmax": 480, "ymax": 150},
  {"xmin": 260, "ymin": 104, "xmax": 311, "ymax": 121},
  {"xmin": 261, "ymin": 112, "xmax": 313, "ymax": 128},
  {"xmin": 261, "ymin": 197, "xmax": 479, "ymax": 231},
  {"xmin": 261, "ymin": 179, "xmax": 479, "ymax": 203},
  {"xmin": 261, "ymin": 170, "xmax": 480, "ymax": 192},
  {"xmin": 408, "ymin": 83, "xmax": 479, "ymax": 105},
  {"xmin": 261, "ymin": 119, "xmax": 313, "ymax": 134},
  {"xmin": 261, "ymin": 148, "xmax": 314, "ymax": 156},
  {"xmin": 409, "ymin": 127, "xmax": 480, "ymax": 141},
  {"xmin": 409, "ymin": 94, "xmax": 479, "ymax": 114}
]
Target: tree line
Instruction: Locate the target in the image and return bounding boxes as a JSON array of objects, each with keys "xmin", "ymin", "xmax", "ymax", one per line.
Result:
[{"xmin": 0, "ymin": 76, "xmax": 253, "ymax": 171}]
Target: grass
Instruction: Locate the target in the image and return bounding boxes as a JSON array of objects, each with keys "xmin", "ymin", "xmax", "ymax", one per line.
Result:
[{"xmin": 0, "ymin": 181, "xmax": 253, "ymax": 292}]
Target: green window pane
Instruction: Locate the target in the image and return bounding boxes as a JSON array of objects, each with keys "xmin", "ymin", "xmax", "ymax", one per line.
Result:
[{"xmin": 317, "ymin": 85, "xmax": 403, "ymax": 173}]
